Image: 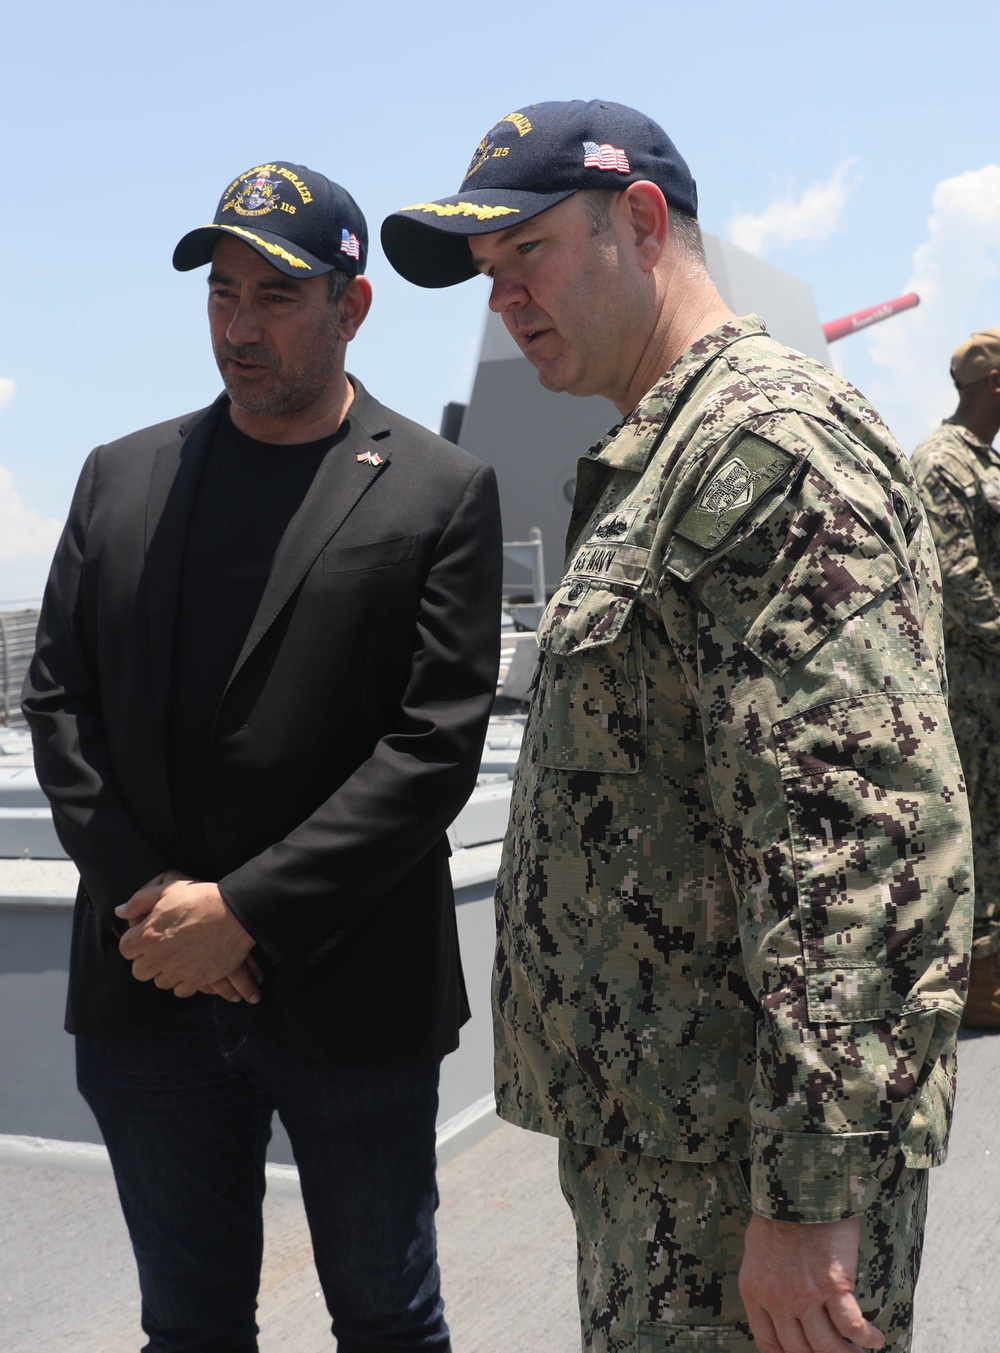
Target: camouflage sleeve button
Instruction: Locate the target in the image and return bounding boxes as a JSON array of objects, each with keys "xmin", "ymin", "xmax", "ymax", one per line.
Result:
[{"xmin": 872, "ymin": 1153, "xmax": 905, "ymax": 1185}]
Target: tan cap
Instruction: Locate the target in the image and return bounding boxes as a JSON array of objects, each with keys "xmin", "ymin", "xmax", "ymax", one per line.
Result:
[{"xmin": 951, "ymin": 328, "xmax": 1000, "ymax": 387}]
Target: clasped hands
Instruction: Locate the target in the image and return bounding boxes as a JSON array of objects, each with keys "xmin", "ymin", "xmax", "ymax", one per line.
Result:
[{"xmin": 117, "ymin": 870, "xmax": 262, "ymax": 1003}]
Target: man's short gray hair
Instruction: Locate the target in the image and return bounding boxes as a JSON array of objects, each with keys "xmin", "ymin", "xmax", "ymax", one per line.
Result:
[
  {"xmin": 668, "ymin": 207, "xmax": 707, "ymax": 267},
  {"xmin": 577, "ymin": 189, "xmax": 706, "ymax": 267},
  {"xmin": 579, "ymin": 188, "xmax": 617, "ymax": 236},
  {"xmin": 327, "ymin": 268, "xmax": 353, "ymax": 303}
]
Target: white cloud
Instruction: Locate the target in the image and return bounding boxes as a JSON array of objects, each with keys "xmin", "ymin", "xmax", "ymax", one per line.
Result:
[
  {"xmin": 0, "ymin": 378, "xmax": 15, "ymax": 410},
  {"xmin": 865, "ymin": 165, "xmax": 1000, "ymax": 452},
  {"xmin": 0, "ymin": 465, "xmax": 63, "ymax": 604},
  {"xmin": 728, "ymin": 161, "xmax": 860, "ymax": 256}
]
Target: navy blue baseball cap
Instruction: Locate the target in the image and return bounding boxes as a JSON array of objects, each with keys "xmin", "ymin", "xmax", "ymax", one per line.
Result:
[
  {"xmin": 173, "ymin": 161, "xmax": 368, "ymax": 278},
  {"xmin": 381, "ymin": 100, "xmax": 698, "ymax": 289}
]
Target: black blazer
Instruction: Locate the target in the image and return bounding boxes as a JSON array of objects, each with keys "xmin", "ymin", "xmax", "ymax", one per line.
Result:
[{"xmin": 23, "ymin": 379, "xmax": 503, "ymax": 1062}]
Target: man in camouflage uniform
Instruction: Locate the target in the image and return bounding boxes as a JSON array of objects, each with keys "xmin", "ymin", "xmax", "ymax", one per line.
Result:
[
  {"xmin": 911, "ymin": 329, "xmax": 1000, "ymax": 1029},
  {"xmin": 382, "ymin": 101, "xmax": 972, "ymax": 1353}
]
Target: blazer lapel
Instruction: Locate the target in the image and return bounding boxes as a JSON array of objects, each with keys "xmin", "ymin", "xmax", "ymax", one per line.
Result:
[
  {"xmin": 145, "ymin": 395, "xmax": 226, "ymax": 734},
  {"xmin": 226, "ymin": 379, "xmax": 393, "ymax": 687}
]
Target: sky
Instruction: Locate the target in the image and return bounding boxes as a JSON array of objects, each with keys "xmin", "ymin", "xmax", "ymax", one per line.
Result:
[{"xmin": 2, "ymin": 0, "xmax": 999, "ymax": 603}]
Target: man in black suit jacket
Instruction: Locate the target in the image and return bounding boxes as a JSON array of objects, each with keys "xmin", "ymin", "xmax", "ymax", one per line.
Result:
[{"xmin": 23, "ymin": 161, "xmax": 502, "ymax": 1353}]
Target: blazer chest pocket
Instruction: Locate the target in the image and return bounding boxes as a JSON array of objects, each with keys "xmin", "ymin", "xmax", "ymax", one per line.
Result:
[
  {"xmin": 321, "ymin": 534, "xmax": 419, "ymax": 573},
  {"xmin": 532, "ymin": 578, "xmax": 645, "ymax": 773}
]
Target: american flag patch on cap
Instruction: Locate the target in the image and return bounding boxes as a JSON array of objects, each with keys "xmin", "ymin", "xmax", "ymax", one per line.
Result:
[
  {"xmin": 340, "ymin": 229, "xmax": 361, "ymax": 259},
  {"xmin": 582, "ymin": 142, "xmax": 630, "ymax": 174}
]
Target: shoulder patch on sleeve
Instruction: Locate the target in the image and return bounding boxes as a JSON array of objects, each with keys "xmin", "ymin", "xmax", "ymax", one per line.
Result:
[{"xmin": 674, "ymin": 435, "xmax": 797, "ymax": 550}]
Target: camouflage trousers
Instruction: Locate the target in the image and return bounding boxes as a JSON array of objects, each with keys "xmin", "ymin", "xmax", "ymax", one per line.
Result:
[
  {"xmin": 949, "ymin": 700, "xmax": 1000, "ymax": 956},
  {"xmin": 557, "ymin": 1141, "xmax": 928, "ymax": 1352}
]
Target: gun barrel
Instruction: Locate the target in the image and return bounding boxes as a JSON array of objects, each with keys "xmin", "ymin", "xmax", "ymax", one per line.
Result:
[{"xmin": 823, "ymin": 293, "xmax": 920, "ymax": 343}]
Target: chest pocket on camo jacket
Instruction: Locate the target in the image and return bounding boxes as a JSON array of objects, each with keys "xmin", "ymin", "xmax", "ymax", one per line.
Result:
[{"xmin": 532, "ymin": 577, "xmax": 645, "ymax": 773}]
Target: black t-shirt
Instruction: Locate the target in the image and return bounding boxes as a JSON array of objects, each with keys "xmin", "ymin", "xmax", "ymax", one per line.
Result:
[{"xmin": 167, "ymin": 413, "xmax": 333, "ymax": 874}]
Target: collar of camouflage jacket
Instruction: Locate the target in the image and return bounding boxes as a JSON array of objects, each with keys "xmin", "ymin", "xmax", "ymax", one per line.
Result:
[
  {"xmin": 586, "ymin": 314, "xmax": 769, "ymax": 475},
  {"xmin": 943, "ymin": 418, "xmax": 996, "ymax": 457}
]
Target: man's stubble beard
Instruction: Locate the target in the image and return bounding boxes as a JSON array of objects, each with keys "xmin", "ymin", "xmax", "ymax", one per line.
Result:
[{"xmin": 215, "ymin": 318, "xmax": 342, "ymax": 420}]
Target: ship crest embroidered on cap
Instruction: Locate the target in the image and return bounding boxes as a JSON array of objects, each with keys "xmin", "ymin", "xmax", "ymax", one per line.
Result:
[
  {"xmin": 464, "ymin": 111, "xmax": 534, "ymax": 184},
  {"xmin": 674, "ymin": 435, "xmax": 798, "ymax": 550},
  {"xmin": 464, "ymin": 135, "xmax": 493, "ymax": 184},
  {"xmin": 231, "ymin": 172, "xmax": 283, "ymax": 218}
]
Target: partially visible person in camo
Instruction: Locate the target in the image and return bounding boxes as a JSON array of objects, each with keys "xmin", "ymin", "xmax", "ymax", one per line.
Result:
[{"xmin": 912, "ymin": 327, "xmax": 1000, "ymax": 1030}]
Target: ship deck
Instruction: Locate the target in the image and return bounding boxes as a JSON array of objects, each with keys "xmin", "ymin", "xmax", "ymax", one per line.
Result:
[{"xmin": 2, "ymin": 1027, "xmax": 998, "ymax": 1351}]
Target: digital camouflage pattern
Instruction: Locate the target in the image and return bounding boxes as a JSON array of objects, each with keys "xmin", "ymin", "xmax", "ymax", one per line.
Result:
[
  {"xmin": 558, "ymin": 1140, "xmax": 927, "ymax": 1352},
  {"xmin": 911, "ymin": 421, "xmax": 1000, "ymax": 955},
  {"xmin": 494, "ymin": 316, "xmax": 973, "ymax": 1223}
]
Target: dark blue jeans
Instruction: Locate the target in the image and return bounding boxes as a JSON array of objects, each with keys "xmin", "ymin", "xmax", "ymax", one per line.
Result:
[{"xmin": 77, "ymin": 995, "xmax": 450, "ymax": 1353}]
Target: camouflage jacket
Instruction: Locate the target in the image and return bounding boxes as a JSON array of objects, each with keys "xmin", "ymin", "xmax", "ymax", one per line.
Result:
[
  {"xmin": 911, "ymin": 421, "xmax": 1000, "ymax": 708},
  {"xmin": 494, "ymin": 316, "xmax": 972, "ymax": 1223}
]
